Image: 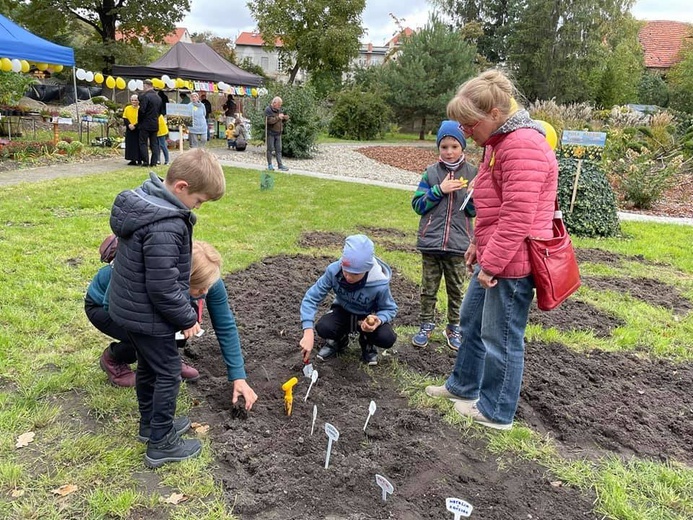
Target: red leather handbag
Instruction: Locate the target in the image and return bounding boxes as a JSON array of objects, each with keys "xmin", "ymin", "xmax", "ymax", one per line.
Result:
[{"xmin": 526, "ymin": 201, "xmax": 581, "ymax": 311}]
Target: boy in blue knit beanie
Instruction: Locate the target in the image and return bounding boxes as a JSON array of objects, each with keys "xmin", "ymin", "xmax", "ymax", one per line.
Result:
[
  {"xmin": 299, "ymin": 235, "xmax": 398, "ymax": 366},
  {"xmin": 411, "ymin": 120, "xmax": 477, "ymax": 350}
]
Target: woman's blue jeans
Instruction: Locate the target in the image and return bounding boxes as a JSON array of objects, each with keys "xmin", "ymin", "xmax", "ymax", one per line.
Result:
[{"xmin": 446, "ymin": 267, "xmax": 534, "ymax": 425}]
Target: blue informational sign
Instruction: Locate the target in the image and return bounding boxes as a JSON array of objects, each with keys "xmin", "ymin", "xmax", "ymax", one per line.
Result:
[
  {"xmin": 166, "ymin": 103, "xmax": 193, "ymax": 117},
  {"xmin": 561, "ymin": 130, "xmax": 607, "ymax": 147}
]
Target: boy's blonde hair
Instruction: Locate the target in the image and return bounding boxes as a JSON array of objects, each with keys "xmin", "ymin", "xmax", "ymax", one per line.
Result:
[
  {"xmin": 447, "ymin": 69, "xmax": 521, "ymax": 124},
  {"xmin": 166, "ymin": 149, "xmax": 226, "ymax": 201},
  {"xmin": 190, "ymin": 240, "xmax": 222, "ymax": 290}
]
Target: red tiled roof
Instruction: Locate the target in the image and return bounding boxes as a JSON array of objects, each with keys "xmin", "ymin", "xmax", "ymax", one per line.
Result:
[
  {"xmin": 639, "ymin": 20, "xmax": 693, "ymax": 69},
  {"xmin": 164, "ymin": 28, "xmax": 188, "ymax": 45},
  {"xmin": 386, "ymin": 27, "xmax": 414, "ymax": 47},
  {"xmin": 235, "ymin": 31, "xmax": 283, "ymax": 47}
]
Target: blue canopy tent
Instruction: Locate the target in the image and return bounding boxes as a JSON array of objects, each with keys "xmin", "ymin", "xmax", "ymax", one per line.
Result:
[
  {"xmin": 0, "ymin": 14, "xmax": 79, "ymax": 136},
  {"xmin": 0, "ymin": 14, "xmax": 75, "ymax": 65}
]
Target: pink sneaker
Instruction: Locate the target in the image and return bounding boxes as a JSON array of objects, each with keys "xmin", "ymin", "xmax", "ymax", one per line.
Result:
[
  {"xmin": 181, "ymin": 362, "xmax": 200, "ymax": 382},
  {"xmin": 99, "ymin": 347, "xmax": 135, "ymax": 387}
]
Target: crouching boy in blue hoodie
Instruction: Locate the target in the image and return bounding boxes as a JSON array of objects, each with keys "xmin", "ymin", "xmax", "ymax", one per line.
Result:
[{"xmin": 299, "ymin": 235, "xmax": 398, "ymax": 366}]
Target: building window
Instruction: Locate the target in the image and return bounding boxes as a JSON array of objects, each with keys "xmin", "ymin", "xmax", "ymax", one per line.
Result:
[
  {"xmin": 277, "ymin": 56, "xmax": 286, "ymax": 72},
  {"xmin": 261, "ymin": 56, "xmax": 269, "ymax": 70}
]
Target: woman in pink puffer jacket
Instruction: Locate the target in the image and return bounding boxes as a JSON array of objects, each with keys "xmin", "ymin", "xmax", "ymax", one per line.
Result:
[{"xmin": 425, "ymin": 69, "xmax": 558, "ymax": 430}]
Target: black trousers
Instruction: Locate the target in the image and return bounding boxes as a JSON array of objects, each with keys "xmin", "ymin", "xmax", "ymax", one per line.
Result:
[
  {"xmin": 315, "ymin": 304, "xmax": 397, "ymax": 349},
  {"xmin": 127, "ymin": 331, "xmax": 181, "ymax": 443},
  {"xmin": 138, "ymin": 128, "xmax": 159, "ymax": 166},
  {"xmin": 84, "ymin": 300, "xmax": 137, "ymax": 363}
]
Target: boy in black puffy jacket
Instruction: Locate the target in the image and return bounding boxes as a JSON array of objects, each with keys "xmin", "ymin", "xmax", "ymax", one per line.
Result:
[{"xmin": 108, "ymin": 148, "xmax": 225, "ymax": 468}]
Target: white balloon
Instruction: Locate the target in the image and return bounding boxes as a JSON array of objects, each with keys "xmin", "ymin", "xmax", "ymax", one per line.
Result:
[
  {"xmin": 161, "ymin": 74, "xmax": 170, "ymax": 82},
  {"xmin": 165, "ymin": 78, "xmax": 175, "ymax": 89},
  {"xmin": 76, "ymin": 68, "xmax": 86, "ymax": 80},
  {"xmin": 128, "ymin": 79, "xmax": 137, "ymax": 91},
  {"xmin": 11, "ymin": 59, "xmax": 21, "ymax": 73},
  {"xmin": 85, "ymin": 71, "xmax": 94, "ymax": 82},
  {"xmin": 136, "ymin": 79, "xmax": 144, "ymax": 90}
]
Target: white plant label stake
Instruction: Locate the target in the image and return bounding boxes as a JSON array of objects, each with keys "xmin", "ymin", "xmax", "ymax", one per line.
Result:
[
  {"xmin": 375, "ymin": 474, "xmax": 394, "ymax": 502},
  {"xmin": 311, "ymin": 405, "xmax": 317, "ymax": 436},
  {"xmin": 363, "ymin": 400, "xmax": 377, "ymax": 432},
  {"xmin": 446, "ymin": 497, "xmax": 473, "ymax": 519},
  {"xmin": 324, "ymin": 422, "xmax": 340, "ymax": 469},
  {"xmin": 304, "ymin": 369, "xmax": 319, "ymax": 402}
]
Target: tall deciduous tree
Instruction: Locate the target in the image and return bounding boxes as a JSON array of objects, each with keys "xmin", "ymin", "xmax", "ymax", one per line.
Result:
[
  {"xmin": 381, "ymin": 15, "xmax": 477, "ymax": 139},
  {"xmin": 14, "ymin": 0, "xmax": 189, "ymax": 72},
  {"xmin": 191, "ymin": 31, "xmax": 236, "ymax": 63},
  {"xmin": 668, "ymin": 42, "xmax": 693, "ymax": 113},
  {"xmin": 247, "ymin": 0, "xmax": 365, "ymax": 84},
  {"xmin": 506, "ymin": 0, "xmax": 637, "ymax": 104}
]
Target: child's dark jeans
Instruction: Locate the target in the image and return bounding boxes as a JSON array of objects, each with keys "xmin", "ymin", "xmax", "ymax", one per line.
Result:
[
  {"xmin": 84, "ymin": 299, "xmax": 137, "ymax": 364},
  {"xmin": 315, "ymin": 304, "xmax": 397, "ymax": 349},
  {"xmin": 127, "ymin": 331, "xmax": 182, "ymax": 443}
]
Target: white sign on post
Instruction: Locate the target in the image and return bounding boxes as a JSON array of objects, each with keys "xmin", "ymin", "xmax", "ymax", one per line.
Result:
[
  {"xmin": 363, "ymin": 400, "xmax": 377, "ymax": 432},
  {"xmin": 304, "ymin": 369, "xmax": 319, "ymax": 402},
  {"xmin": 311, "ymin": 405, "xmax": 317, "ymax": 436},
  {"xmin": 375, "ymin": 474, "xmax": 394, "ymax": 502},
  {"xmin": 446, "ymin": 497, "xmax": 473, "ymax": 519},
  {"xmin": 324, "ymin": 423, "xmax": 340, "ymax": 469}
]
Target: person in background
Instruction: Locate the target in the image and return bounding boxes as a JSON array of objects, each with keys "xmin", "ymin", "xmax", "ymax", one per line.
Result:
[
  {"xmin": 157, "ymin": 114, "xmax": 169, "ymax": 165},
  {"xmin": 222, "ymin": 94, "xmax": 236, "ymax": 126},
  {"xmin": 264, "ymin": 96, "xmax": 289, "ymax": 171},
  {"xmin": 411, "ymin": 121, "xmax": 477, "ymax": 351},
  {"xmin": 123, "ymin": 95, "xmax": 141, "ymax": 166},
  {"xmin": 299, "ymin": 235, "xmax": 398, "ymax": 367},
  {"xmin": 188, "ymin": 92, "xmax": 207, "ymax": 149},
  {"xmin": 229, "ymin": 118, "xmax": 248, "ymax": 151},
  {"xmin": 137, "ymin": 79, "xmax": 161, "ymax": 167},
  {"xmin": 158, "ymin": 89, "xmax": 169, "ymax": 115},
  {"xmin": 86, "ymin": 240, "xmax": 258, "ymax": 414},
  {"xmin": 180, "ymin": 92, "xmax": 191, "ymax": 104},
  {"xmin": 425, "ymin": 69, "xmax": 558, "ymax": 431},
  {"xmin": 225, "ymin": 121, "xmax": 236, "ymax": 150},
  {"xmin": 200, "ymin": 92, "xmax": 213, "ymax": 141}
]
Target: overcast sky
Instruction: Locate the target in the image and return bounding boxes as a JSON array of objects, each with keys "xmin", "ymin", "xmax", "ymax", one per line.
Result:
[{"xmin": 182, "ymin": 0, "xmax": 693, "ymax": 46}]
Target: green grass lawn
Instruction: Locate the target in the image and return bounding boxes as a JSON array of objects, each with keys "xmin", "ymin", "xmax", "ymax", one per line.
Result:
[{"xmin": 0, "ymin": 166, "xmax": 691, "ymax": 519}]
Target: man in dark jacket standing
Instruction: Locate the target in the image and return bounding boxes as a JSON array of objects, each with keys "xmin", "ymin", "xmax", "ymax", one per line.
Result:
[
  {"xmin": 138, "ymin": 79, "xmax": 162, "ymax": 167},
  {"xmin": 264, "ymin": 96, "xmax": 289, "ymax": 171}
]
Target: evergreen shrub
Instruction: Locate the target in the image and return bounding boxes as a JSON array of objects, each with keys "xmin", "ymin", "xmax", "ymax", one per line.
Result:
[
  {"xmin": 328, "ymin": 88, "xmax": 391, "ymax": 140},
  {"xmin": 557, "ymin": 157, "xmax": 620, "ymax": 237},
  {"xmin": 247, "ymin": 85, "xmax": 322, "ymax": 159}
]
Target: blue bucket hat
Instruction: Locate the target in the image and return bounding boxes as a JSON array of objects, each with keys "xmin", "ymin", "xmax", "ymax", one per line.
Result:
[
  {"xmin": 436, "ymin": 120, "xmax": 467, "ymax": 149},
  {"xmin": 341, "ymin": 235, "xmax": 375, "ymax": 274}
]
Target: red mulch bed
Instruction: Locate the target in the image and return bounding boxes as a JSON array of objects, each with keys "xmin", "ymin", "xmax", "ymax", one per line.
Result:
[{"xmin": 357, "ymin": 145, "xmax": 692, "ymax": 218}]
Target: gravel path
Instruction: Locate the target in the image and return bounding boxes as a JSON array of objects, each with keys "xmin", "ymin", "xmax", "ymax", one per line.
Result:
[{"xmin": 211, "ymin": 142, "xmax": 424, "ymax": 187}]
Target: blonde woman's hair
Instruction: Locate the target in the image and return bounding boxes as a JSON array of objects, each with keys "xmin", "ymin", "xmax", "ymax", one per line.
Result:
[
  {"xmin": 447, "ymin": 69, "xmax": 521, "ymax": 124},
  {"xmin": 190, "ymin": 240, "xmax": 222, "ymax": 290},
  {"xmin": 166, "ymin": 148, "xmax": 226, "ymax": 200}
]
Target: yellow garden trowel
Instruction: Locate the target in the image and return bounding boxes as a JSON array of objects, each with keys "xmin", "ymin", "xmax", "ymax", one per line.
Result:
[{"xmin": 282, "ymin": 377, "xmax": 298, "ymax": 416}]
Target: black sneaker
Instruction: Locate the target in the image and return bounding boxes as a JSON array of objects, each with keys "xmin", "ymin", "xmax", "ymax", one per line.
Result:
[
  {"xmin": 144, "ymin": 428, "xmax": 202, "ymax": 468},
  {"xmin": 361, "ymin": 343, "xmax": 378, "ymax": 366},
  {"xmin": 316, "ymin": 336, "xmax": 349, "ymax": 360},
  {"xmin": 137, "ymin": 416, "xmax": 192, "ymax": 443}
]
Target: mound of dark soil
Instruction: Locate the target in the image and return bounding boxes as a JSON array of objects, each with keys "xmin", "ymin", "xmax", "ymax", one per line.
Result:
[
  {"xmin": 582, "ymin": 276, "xmax": 693, "ymax": 315},
  {"xmin": 188, "ymin": 254, "xmax": 597, "ymax": 519}
]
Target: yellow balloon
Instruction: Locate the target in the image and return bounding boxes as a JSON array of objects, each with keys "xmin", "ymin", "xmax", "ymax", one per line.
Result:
[
  {"xmin": 152, "ymin": 78, "xmax": 164, "ymax": 89},
  {"xmin": 94, "ymin": 72, "xmax": 104, "ymax": 84},
  {"xmin": 53, "ymin": 64, "xmax": 64, "ymax": 73},
  {"xmin": 251, "ymin": 88, "xmax": 258, "ymax": 98},
  {"xmin": 20, "ymin": 60, "xmax": 30, "ymax": 73},
  {"xmin": 115, "ymin": 77, "xmax": 126, "ymax": 90},
  {"xmin": 0, "ymin": 58, "xmax": 11, "ymax": 72},
  {"xmin": 105, "ymin": 76, "xmax": 116, "ymax": 89},
  {"xmin": 37, "ymin": 63, "xmax": 49, "ymax": 71},
  {"xmin": 536, "ymin": 120, "xmax": 558, "ymax": 150}
]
